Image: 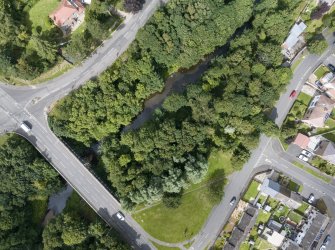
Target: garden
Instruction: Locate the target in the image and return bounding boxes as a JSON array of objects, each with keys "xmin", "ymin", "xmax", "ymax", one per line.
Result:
[{"xmin": 243, "ymin": 180, "xmax": 260, "ymax": 203}]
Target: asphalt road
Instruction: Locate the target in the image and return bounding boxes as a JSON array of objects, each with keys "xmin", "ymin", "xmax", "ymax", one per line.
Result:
[{"xmin": 0, "ymin": 1, "xmax": 168, "ymax": 249}]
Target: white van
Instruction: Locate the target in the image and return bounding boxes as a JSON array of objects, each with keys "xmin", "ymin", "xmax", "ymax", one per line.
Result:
[{"xmin": 20, "ymin": 122, "xmax": 31, "ymax": 132}]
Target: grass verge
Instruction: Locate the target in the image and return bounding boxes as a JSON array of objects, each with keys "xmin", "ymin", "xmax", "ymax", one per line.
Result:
[
  {"xmin": 243, "ymin": 180, "xmax": 260, "ymax": 202},
  {"xmin": 29, "ymin": 0, "xmax": 60, "ymax": 33},
  {"xmin": 293, "ymin": 161, "xmax": 332, "ymax": 183},
  {"xmin": 151, "ymin": 242, "xmax": 180, "ymax": 250}
]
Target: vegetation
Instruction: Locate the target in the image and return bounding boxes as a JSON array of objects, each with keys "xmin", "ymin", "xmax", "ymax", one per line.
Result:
[
  {"xmin": 0, "ymin": 0, "xmax": 121, "ymax": 81},
  {"xmin": 295, "ymin": 202, "xmax": 310, "ymax": 215},
  {"xmin": 243, "ymin": 180, "xmax": 260, "ymax": 202},
  {"xmin": 0, "ymin": 135, "xmax": 62, "ymax": 249},
  {"xmin": 255, "ymin": 210, "xmax": 271, "ymax": 225},
  {"xmin": 288, "ymin": 211, "xmax": 303, "ymax": 224},
  {"xmin": 50, "ymin": 0, "xmax": 305, "ymax": 209},
  {"xmin": 294, "ymin": 161, "xmax": 332, "ymax": 183},
  {"xmin": 314, "ymin": 65, "xmax": 330, "ymax": 79},
  {"xmin": 124, "ymin": 0, "xmax": 145, "ymax": 13},
  {"xmin": 307, "ymin": 35, "xmax": 328, "ymax": 54},
  {"xmin": 311, "ymin": 156, "xmax": 335, "ymax": 176},
  {"xmin": 42, "ymin": 192, "xmax": 128, "ymax": 250}
]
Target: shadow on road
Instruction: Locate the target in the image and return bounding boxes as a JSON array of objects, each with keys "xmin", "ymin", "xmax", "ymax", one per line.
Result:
[{"xmin": 98, "ymin": 207, "xmax": 152, "ymax": 250}]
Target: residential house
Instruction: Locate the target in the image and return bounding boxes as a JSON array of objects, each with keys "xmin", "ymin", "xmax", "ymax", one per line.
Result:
[
  {"xmin": 315, "ymin": 139, "xmax": 335, "ymax": 165},
  {"xmin": 260, "ymin": 178, "xmax": 302, "ymax": 209},
  {"xmin": 293, "ymin": 133, "xmax": 322, "ymax": 152},
  {"xmin": 301, "ymin": 95, "xmax": 335, "ymax": 128},
  {"xmin": 321, "ymin": 78, "xmax": 335, "ymax": 100},
  {"xmin": 281, "ymin": 21, "xmax": 307, "ymax": 60},
  {"xmin": 49, "ymin": 0, "xmax": 85, "ymax": 35},
  {"xmin": 261, "ymin": 227, "xmax": 286, "ymax": 247}
]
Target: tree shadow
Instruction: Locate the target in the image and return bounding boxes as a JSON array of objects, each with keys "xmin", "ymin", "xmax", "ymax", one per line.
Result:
[{"xmin": 98, "ymin": 207, "xmax": 152, "ymax": 250}]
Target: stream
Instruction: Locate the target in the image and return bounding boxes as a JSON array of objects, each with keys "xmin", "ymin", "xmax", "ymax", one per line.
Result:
[{"xmin": 124, "ymin": 22, "xmax": 250, "ymax": 132}]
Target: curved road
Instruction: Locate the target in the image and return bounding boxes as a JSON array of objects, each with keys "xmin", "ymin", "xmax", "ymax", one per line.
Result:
[{"xmin": 0, "ymin": 1, "xmax": 169, "ymax": 249}]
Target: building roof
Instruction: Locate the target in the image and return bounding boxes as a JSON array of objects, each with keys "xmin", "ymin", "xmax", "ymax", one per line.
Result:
[
  {"xmin": 268, "ymin": 220, "xmax": 283, "ymax": 232},
  {"xmin": 262, "ymin": 227, "xmax": 285, "ymax": 247},
  {"xmin": 308, "ymin": 135, "xmax": 321, "ymax": 151},
  {"xmin": 293, "ymin": 133, "xmax": 310, "ymax": 149},
  {"xmin": 228, "ymin": 227, "xmax": 244, "ymax": 247},
  {"xmin": 316, "ymin": 140, "xmax": 335, "ymax": 165},
  {"xmin": 320, "ymin": 72, "xmax": 334, "ymax": 84},
  {"xmin": 301, "ymin": 210, "xmax": 327, "ymax": 249},
  {"xmin": 302, "ymin": 95, "xmax": 335, "ymax": 128},
  {"xmin": 282, "ymin": 22, "xmax": 307, "ymax": 49},
  {"xmin": 223, "ymin": 243, "xmax": 236, "ymax": 250},
  {"xmin": 237, "ymin": 213, "xmax": 253, "ymax": 232},
  {"xmin": 246, "ymin": 207, "xmax": 256, "ymax": 216},
  {"xmin": 49, "ymin": 0, "xmax": 85, "ymax": 27}
]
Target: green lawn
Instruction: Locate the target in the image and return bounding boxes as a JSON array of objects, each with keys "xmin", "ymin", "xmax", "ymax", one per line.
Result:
[
  {"xmin": 133, "ymin": 149, "xmax": 234, "ymax": 243},
  {"xmin": 288, "ymin": 211, "xmax": 303, "ymax": 224},
  {"xmin": 314, "ymin": 65, "xmax": 330, "ymax": 79},
  {"xmin": 152, "ymin": 242, "xmax": 180, "ymax": 250},
  {"xmin": 258, "ymin": 194, "xmax": 267, "ymax": 205},
  {"xmin": 255, "ymin": 238, "xmax": 276, "ymax": 250},
  {"xmin": 256, "ymin": 210, "xmax": 271, "ymax": 225},
  {"xmin": 297, "ymin": 92, "xmax": 312, "ymax": 106},
  {"xmin": 240, "ymin": 242, "xmax": 250, "ymax": 250},
  {"xmin": 295, "ymin": 202, "xmax": 310, "ymax": 215},
  {"xmin": 288, "ymin": 180, "xmax": 302, "ymax": 193},
  {"xmin": 293, "ymin": 161, "xmax": 332, "ymax": 183},
  {"xmin": 243, "ymin": 180, "xmax": 260, "ymax": 202},
  {"xmin": 273, "ymin": 204, "xmax": 290, "ymax": 221},
  {"xmin": 29, "ymin": 198, "xmax": 48, "ymax": 226},
  {"xmin": 29, "ymin": 0, "xmax": 60, "ymax": 32},
  {"xmin": 133, "ymin": 185, "xmax": 220, "ymax": 243},
  {"xmin": 266, "ymin": 197, "xmax": 279, "ymax": 209}
]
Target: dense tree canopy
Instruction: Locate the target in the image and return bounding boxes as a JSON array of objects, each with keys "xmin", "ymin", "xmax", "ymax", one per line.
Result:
[
  {"xmin": 0, "ymin": 135, "xmax": 62, "ymax": 249},
  {"xmin": 49, "ymin": 0, "xmax": 254, "ymax": 144},
  {"xmin": 50, "ymin": 0, "xmax": 302, "ymax": 208}
]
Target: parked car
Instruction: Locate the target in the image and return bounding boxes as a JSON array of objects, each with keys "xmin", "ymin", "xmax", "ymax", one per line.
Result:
[
  {"xmin": 328, "ymin": 64, "xmax": 335, "ymax": 72},
  {"xmin": 230, "ymin": 197, "xmax": 236, "ymax": 206},
  {"xmin": 320, "ymin": 245, "xmax": 326, "ymax": 250},
  {"xmin": 301, "ymin": 150, "xmax": 312, "ymax": 158},
  {"xmin": 316, "ymin": 80, "xmax": 323, "ymax": 89},
  {"xmin": 289, "ymin": 90, "xmax": 297, "ymax": 99},
  {"xmin": 116, "ymin": 212, "xmax": 125, "ymax": 221},
  {"xmin": 298, "ymin": 154, "xmax": 309, "ymax": 162},
  {"xmin": 308, "ymin": 193, "xmax": 315, "ymax": 204},
  {"xmin": 324, "ymin": 235, "xmax": 331, "ymax": 245}
]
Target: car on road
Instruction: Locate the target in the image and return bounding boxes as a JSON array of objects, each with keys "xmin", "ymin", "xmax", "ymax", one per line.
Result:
[
  {"xmin": 301, "ymin": 150, "xmax": 312, "ymax": 158},
  {"xmin": 320, "ymin": 245, "xmax": 326, "ymax": 250},
  {"xmin": 230, "ymin": 197, "xmax": 236, "ymax": 206},
  {"xmin": 324, "ymin": 235, "xmax": 331, "ymax": 245},
  {"xmin": 328, "ymin": 64, "xmax": 335, "ymax": 72},
  {"xmin": 20, "ymin": 121, "xmax": 31, "ymax": 133},
  {"xmin": 298, "ymin": 154, "xmax": 309, "ymax": 162},
  {"xmin": 116, "ymin": 212, "xmax": 125, "ymax": 221},
  {"xmin": 289, "ymin": 90, "xmax": 297, "ymax": 99},
  {"xmin": 308, "ymin": 193, "xmax": 315, "ymax": 204}
]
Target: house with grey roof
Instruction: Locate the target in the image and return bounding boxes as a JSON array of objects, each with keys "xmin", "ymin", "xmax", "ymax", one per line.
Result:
[
  {"xmin": 301, "ymin": 95, "xmax": 335, "ymax": 128},
  {"xmin": 260, "ymin": 178, "xmax": 302, "ymax": 209},
  {"xmin": 315, "ymin": 139, "xmax": 335, "ymax": 165},
  {"xmin": 281, "ymin": 21, "xmax": 307, "ymax": 60}
]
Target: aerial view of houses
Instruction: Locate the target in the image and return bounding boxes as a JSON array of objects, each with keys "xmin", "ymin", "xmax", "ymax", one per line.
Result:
[{"xmin": 217, "ymin": 171, "xmax": 329, "ymax": 250}]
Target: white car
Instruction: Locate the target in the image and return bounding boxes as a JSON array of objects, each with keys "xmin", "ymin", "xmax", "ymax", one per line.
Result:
[
  {"xmin": 116, "ymin": 212, "xmax": 125, "ymax": 221},
  {"xmin": 299, "ymin": 154, "xmax": 309, "ymax": 162},
  {"xmin": 308, "ymin": 194, "xmax": 315, "ymax": 204},
  {"xmin": 301, "ymin": 150, "xmax": 312, "ymax": 158},
  {"xmin": 230, "ymin": 197, "xmax": 236, "ymax": 206}
]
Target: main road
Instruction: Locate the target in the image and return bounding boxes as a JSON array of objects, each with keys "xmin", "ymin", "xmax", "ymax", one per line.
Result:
[{"xmin": 0, "ymin": 0, "xmax": 169, "ymax": 249}]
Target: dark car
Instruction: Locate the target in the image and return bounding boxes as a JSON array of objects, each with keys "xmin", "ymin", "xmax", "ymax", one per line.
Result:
[
  {"xmin": 289, "ymin": 90, "xmax": 297, "ymax": 99},
  {"xmin": 316, "ymin": 80, "xmax": 323, "ymax": 89},
  {"xmin": 324, "ymin": 235, "xmax": 331, "ymax": 245},
  {"xmin": 328, "ymin": 64, "xmax": 335, "ymax": 72},
  {"xmin": 230, "ymin": 197, "xmax": 236, "ymax": 206}
]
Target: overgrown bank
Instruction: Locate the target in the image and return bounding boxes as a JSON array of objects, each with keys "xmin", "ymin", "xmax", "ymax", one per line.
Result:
[{"xmin": 49, "ymin": 0, "xmax": 303, "ymax": 211}]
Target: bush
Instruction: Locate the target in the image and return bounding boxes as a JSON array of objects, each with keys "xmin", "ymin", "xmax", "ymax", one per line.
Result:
[
  {"xmin": 308, "ymin": 35, "xmax": 328, "ymax": 54},
  {"xmin": 162, "ymin": 192, "xmax": 183, "ymax": 208}
]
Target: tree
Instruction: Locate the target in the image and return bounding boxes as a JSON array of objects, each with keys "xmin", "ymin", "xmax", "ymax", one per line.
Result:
[
  {"xmin": 308, "ymin": 35, "xmax": 328, "ymax": 54},
  {"xmin": 124, "ymin": 0, "xmax": 145, "ymax": 13},
  {"xmin": 162, "ymin": 192, "xmax": 182, "ymax": 208}
]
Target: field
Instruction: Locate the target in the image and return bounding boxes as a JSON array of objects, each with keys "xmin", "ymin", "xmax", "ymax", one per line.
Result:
[
  {"xmin": 133, "ymin": 150, "xmax": 233, "ymax": 243},
  {"xmin": 29, "ymin": 0, "xmax": 60, "ymax": 33}
]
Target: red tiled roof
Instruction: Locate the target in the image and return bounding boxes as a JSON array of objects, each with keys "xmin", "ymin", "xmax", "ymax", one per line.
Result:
[
  {"xmin": 49, "ymin": 0, "xmax": 84, "ymax": 27},
  {"xmin": 293, "ymin": 133, "xmax": 310, "ymax": 149}
]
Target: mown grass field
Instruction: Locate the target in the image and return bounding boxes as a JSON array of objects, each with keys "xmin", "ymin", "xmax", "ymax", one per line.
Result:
[
  {"xmin": 133, "ymin": 150, "xmax": 233, "ymax": 243},
  {"xmin": 29, "ymin": 0, "xmax": 60, "ymax": 32}
]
